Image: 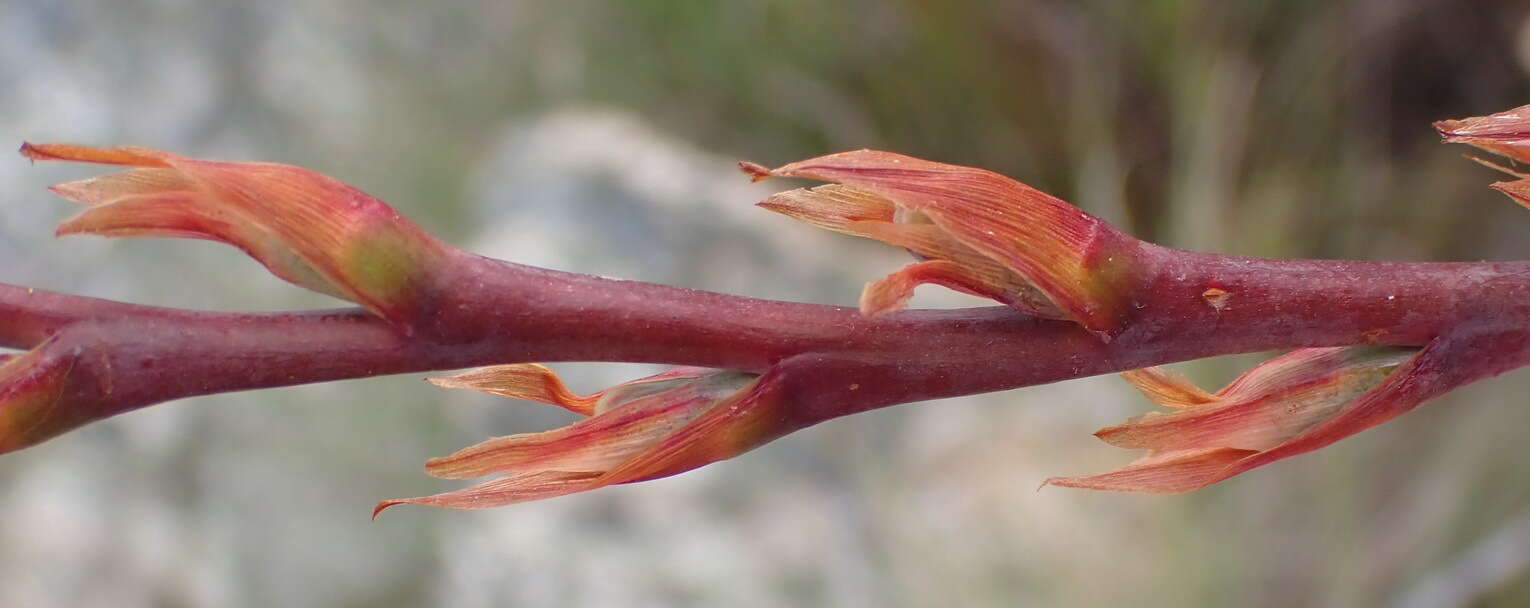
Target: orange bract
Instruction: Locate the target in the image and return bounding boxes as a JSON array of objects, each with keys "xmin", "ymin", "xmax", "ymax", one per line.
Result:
[
  {"xmin": 1048, "ymin": 346, "xmax": 1420, "ymax": 492},
  {"xmin": 1436, "ymin": 105, "xmax": 1530, "ymax": 211},
  {"xmin": 23, "ymin": 142, "xmax": 448, "ymax": 326},
  {"xmin": 1435, "ymin": 103, "xmax": 1530, "ymax": 165},
  {"xmin": 377, "ymin": 365, "xmax": 784, "ymax": 513},
  {"xmin": 748, "ymin": 150, "xmax": 1139, "ymax": 337}
]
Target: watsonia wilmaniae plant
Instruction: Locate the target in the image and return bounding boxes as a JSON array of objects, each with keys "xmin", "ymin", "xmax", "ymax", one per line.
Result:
[{"xmin": 3, "ymin": 104, "xmax": 1530, "ymax": 514}]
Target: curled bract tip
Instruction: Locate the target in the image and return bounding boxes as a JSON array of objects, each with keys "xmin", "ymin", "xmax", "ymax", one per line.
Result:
[
  {"xmin": 379, "ymin": 364, "xmax": 789, "ymax": 514},
  {"xmin": 428, "ymin": 363, "xmax": 601, "ymax": 416},
  {"xmin": 749, "ymin": 150, "xmax": 1139, "ymax": 337},
  {"xmin": 24, "ymin": 142, "xmax": 449, "ymax": 328}
]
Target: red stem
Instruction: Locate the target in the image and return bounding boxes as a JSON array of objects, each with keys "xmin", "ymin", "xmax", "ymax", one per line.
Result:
[{"xmin": 4, "ymin": 242, "xmax": 1528, "ymax": 442}]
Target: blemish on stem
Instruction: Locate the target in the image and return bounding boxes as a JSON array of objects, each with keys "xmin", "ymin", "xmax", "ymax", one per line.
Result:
[{"xmin": 1202, "ymin": 287, "xmax": 1232, "ymax": 311}]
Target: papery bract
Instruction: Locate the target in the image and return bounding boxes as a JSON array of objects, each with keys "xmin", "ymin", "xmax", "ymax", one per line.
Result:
[
  {"xmin": 376, "ymin": 364, "xmax": 790, "ymax": 514},
  {"xmin": 22, "ymin": 143, "xmax": 449, "ymax": 327},
  {"xmin": 1437, "ymin": 106, "xmax": 1530, "ymax": 211},
  {"xmin": 757, "ymin": 184, "xmax": 1065, "ymax": 318},
  {"xmin": 1047, "ymin": 346, "xmax": 1424, "ymax": 492},
  {"xmin": 1435, "ymin": 104, "xmax": 1530, "ymax": 165},
  {"xmin": 745, "ymin": 150, "xmax": 1141, "ymax": 337}
]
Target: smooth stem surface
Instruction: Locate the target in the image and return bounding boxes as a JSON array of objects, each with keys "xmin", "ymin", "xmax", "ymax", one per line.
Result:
[{"xmin": 3, "ymin": 242, "xmax": 1528, "ymax": 438}]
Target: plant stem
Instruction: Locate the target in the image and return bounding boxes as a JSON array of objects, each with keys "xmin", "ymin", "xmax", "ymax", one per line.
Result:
[{"xmin": 3, "ymin": 242, "xmax": 1527, "ymax": 444}]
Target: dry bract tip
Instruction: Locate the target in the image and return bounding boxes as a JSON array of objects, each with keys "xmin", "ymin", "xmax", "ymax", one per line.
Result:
[
  {"xmin": 1437, "ymin": 105, "xmax": 1530, "ymax": 210},
  {"xmin": 1435, "ymin": 103, "xmax": 1530, "ymax": 165},
  {"xmin": 737, "ymin": 160, "xmax": 773, "ymax": 182}
]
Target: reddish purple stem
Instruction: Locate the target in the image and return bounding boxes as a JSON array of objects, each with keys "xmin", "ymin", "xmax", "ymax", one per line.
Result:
[{"xmin": 3, "ymin": 242, "xmax": 1528, "ymax": 443}]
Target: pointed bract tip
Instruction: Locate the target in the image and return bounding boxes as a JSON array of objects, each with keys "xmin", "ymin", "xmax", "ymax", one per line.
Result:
[
  {"xmin": 18, "ymin": 142, "xmax": 174, "ymax": 167},
  {"xmin": 371, "ymin": 501, "xmax": 398, "ymax": 519},
  {"xmin": 1465, "ymin": 155, "xmax": 1529, "ymax": 179},
  {"xmin": 738, "ymin": 161, "xmax": 773, "ymax": 182},
  {"xmin": 427, "ymin": 363, "xmax": 599, "ymax": 416},
  {"xmin": 1490, "ymin": 180, "xmax": 1530, "ymax": 210},
  {"xmin": 1433, "ymin": 103, "xmax": 1530, "ymax": 138},
  {"xmin": 1120, "ymin": 367, "xmax": 1218, "ymax": 410},
  {"xmin": 1043, "ymin": 447, "xmax": 1257, "ymax": 493},
  {"xmin": 1436, "ymin": 105, "xmax": 1530, "ymax": 166}
]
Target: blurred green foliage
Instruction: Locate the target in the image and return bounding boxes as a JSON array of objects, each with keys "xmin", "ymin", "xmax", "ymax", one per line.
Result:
[{"xmin": 350, "ymin": 1, "xmax": 1530, "ymax": 257}]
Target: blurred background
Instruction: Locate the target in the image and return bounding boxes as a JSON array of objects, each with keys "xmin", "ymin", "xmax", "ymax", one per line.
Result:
[{"xmin": 4, "ymin": 1, "xmax": 1530, "ymax": 606}]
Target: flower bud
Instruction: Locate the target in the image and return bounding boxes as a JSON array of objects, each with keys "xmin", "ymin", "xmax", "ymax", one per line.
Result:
[
  {"xmin": 376, "ymin": 364, "xmax": 788, "ymax": 513},
  {"xmin": 22, "ymin": 143, "xmax": 450, "ymax": 328},
  {"xmin": 747, "ymin": 150, "xmax": 1141, "ymax": 338},
  {"xmin": 1047, "ymin": 346, "xmax": 1421, "ymax": 492}
]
